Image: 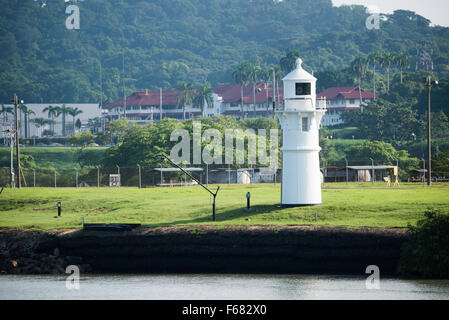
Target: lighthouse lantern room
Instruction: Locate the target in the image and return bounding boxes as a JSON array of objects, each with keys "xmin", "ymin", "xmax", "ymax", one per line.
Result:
[{"xmin": 276, "ymin": 58, "xmax": 326, "ymax": 206}]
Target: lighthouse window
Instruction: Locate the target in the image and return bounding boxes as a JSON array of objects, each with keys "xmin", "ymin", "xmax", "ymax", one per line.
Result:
[
  {"xmin": 302, "ymin": 117, "xmax": 309, "ymax": 132},
  {"xmin": 295, "ymin": 82, "xmax": 311, "ymax": 96}
]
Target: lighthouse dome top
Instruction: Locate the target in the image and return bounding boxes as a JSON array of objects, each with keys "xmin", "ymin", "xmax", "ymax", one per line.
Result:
[{"xmin": 282, "ymin": 58, "xmax": 316, "ymax": 82}]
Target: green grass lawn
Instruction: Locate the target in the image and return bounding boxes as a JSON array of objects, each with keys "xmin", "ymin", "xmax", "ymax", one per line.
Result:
[{"xmin": 1, "ymin": 183, "xmax": 448, "ymax": 230}]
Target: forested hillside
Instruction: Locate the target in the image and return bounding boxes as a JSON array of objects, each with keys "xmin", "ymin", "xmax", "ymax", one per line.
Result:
[{"xmin": 1, "ymin": 0, "xmax": 449, "ymax": 103}]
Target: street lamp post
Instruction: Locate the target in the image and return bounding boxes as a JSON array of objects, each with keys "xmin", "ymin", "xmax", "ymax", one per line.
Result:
[
  {"xmin": 424, "ymin": 76, "xmax": 438, "ymax": 186},
  {"xmin": 11, "ymin": 94, "xmax": 24, "ymax": 188}
]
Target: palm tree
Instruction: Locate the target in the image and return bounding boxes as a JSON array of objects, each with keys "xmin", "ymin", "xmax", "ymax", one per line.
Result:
[
  {"xmin": 249, "ymin": 65, "xmax": 261, "ymax": 115},
  {"xmin": 67, "ymin": 107, "xmax": 83, "ymax": 135},
  {"xmin": 271, "ymin": 64, "xmax": 282, "ymax": 107},
  {"xmin": 232, "ymin": 62, "xmax": 251, "ymax": 117},
  {"xmin": 23, "ymin": 108, "xmax": 35, "ymax": 138},
  {"xmin": 280, "ymin": 49, "xmax": 301, "ymax": 74},
  {"xmin": 396, "ymin": 52, "xmax": 411, "ymax": 84},
  {"xmin": 43, "ymin": 105, "xmax": 60, "ymax": 134},
  {"xmin": 17, "ymin": 104, "xmax": 35, "ymax": 138},
  {"xmin": 193, "ymin": 82, "xmax": 214, "ymax": 117},
  {"xmin": 176, "ymin": 81, "xmax": 194, "ymax": 121},
  {"xmin": 0, "ymin": 104, "xmax": 14, "ymax": 123},
  {"xmin": 31, "ymin": 118, "xmax": 54, "ymax": 137},
  {"xmin": 367, "ymin": 51, "xmax": 382, "ymax": 100},
  {"xmin": 57, "ymin": 104, "xmax": 72, "ymax": 136},
  {"xmin": 259, "ymin": 67, "xmax": 272, "ymax": 113},
  {"xmin": 351, "ymin": 56, "xmax": 367, "ymax": 111},
  {"xmin": 380, "ymin": 52, "xmax": 397, "ymax": 93},
  {"xmin": 18, "ymin": 103, "xmax": 26, "ymax": 137}
]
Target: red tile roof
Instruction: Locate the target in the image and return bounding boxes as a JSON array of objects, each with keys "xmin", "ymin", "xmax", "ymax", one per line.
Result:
[
  {"xmin": 213, "ymin": 83, "xmax": 283, "ymax": 104},
  {"xmin": 104, "ymin": 84, "xmax": 283, "ymax": 109},
  {"xmin": 317, "ymin": 87, "xmax": 376, "ymax": 100},
  {"xmin": 104, "ymin": 90, "xmax": 182, "ymax": 109}
]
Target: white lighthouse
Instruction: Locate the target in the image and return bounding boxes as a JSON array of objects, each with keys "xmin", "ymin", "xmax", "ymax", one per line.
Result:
[{"xmin": 276, "ymin": 58, "xmax": 326, "ymax": 206}]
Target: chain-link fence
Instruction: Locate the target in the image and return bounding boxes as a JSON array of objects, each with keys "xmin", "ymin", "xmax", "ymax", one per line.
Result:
[
  {"xmin": 0, "ymin": 158, "xmax": 445, "ymax": 188},
  {"xmin": 0, "ymin": 166, "xmax": 282, "ymax": 188}
]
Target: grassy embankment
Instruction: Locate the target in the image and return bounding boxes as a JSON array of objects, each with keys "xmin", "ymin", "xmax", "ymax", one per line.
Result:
[
  {"xmin": 1, "ymin": 183, "xmax": 448, "ymax": 230},
  {"xmin": 0, "ymin": 147, "xmax": 106, "ymax": 170}
]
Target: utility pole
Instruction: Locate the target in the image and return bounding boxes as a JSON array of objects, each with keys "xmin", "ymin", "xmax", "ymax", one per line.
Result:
[
  {"xmin": 12, "ymin": 94, "xmax": 22, "ymax": 188},
  {"xmin": 424, "ymin": 76, "xmax": 438, "ymax": 186},
  {"xmin": 122, "ymin": 51, "xmax": 126, "ymax": 120}
]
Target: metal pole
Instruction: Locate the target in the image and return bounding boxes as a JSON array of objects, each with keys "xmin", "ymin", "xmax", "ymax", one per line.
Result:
[
  {"xmin": 13, "ymin": 94, "xmax": 21, "ymax": 188},
  {"xmin": 75, "ymin": 169, "xmax": 78, "ymax": 188},
  {"xmin": 160, "ymin": 88, "xmax": 163, "ymax": 121},
  {"xmin": 160, "ymin": 163, "xmax": 163, "ymax": 185},
  {"xmin": 158, "ymin": 153, "xmax": 220, "ymax": 221},
  {"xmin": 228, "ymin": 164, "xmax": 231, "ymax": 185},
  {"xmin": 54, "ymin": 169, "xmax": 57, "ymax": 188},
  {"xmin": 10, "ymin": 133, "xmax": 14, "ymax": 188},
  {"xmin": 116, "ymin": 165, "xmax": 120, "ymax": 188},
  {"xmin": 345, "ymin": 158, "xmax": 348, "ymax": 184},
  {"xmin": 206, "ymin": 163, "xmax": 209, "ymax": 187},
  {"xmin": 426, "ymin": 77, "xmax": 432, "ymax": 186},
  {"xmin": 422, "ymin": 158, "xmax": 426, "ymax": 184},
  {"xmin": 274, "ymin": 166, "xmax": 277, "ymax": 185},
  {"xmin": 370, "ymin": 158, "xmax": 374, "ymax": 184},
  {"xmin": 212, "ymin": 194, "xmax": 216, "ymax": 221},
  {"xmin": 137, "ymin": 164, "xmax": 141, "ymax": 189},
  {"xmin": 33, "ymin": 168, "xmax": 35, "ymax": 188},
  {"xmin": 97, "ymin": 166, "xmax": 100, "ymax": 187}
]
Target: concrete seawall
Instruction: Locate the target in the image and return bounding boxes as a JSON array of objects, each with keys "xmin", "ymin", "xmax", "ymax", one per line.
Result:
[{"xmin": 24, "ymin": 226, "xmax": 408, "ymax": 275}]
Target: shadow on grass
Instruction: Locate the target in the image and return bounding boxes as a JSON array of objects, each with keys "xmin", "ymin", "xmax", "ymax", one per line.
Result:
[{"xmin": 138, "ymin": 204, "xmax": 289, "ymax": 228}]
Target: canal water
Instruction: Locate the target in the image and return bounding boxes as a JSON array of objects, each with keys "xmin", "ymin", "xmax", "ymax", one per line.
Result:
[{"xmin": 1, "ymin": 274, "xmax": 449, "ymax": 300}]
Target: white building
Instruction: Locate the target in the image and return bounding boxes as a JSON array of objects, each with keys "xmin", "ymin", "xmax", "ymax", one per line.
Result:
[
  {"xmin": 276, "ymin": 58, "xmax": 326, "ymax": 206},
  {"xmin": 102, "ymin": 84, "xmax": 283, "ymax": 123},
  {"xmin": 317, "ymin": 87, "xmax": 376, "ymax": 126}
]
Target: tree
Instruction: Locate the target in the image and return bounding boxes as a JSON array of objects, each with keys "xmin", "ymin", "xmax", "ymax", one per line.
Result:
[
  {"xmin": 43, "ymin": 105, "xmax": 60, "ymax": 134},
  {"xmin": 351, "ymin": 56, "xmax": 367, "ymax": 109},
  {"xmin": 432, "ymin": 151, "xmax": 449, "ymax": 178},
  {"xmin": 68, "ymin": 107, "xmax": 83, "ymax": 135},
  {"xmin": 31, "ymin": 118, "xmax": 54, "ymax": 137},
  {"xmin": 381, "ymin": 52, "xmax": 397, "ymax": 93},
  {"xmin": 102, "ymin": 118, "xmax": 135, "ymax": 145},
  {"xmin": 258, "ymin": 67, "xmax": 272, "ymax": 113},
  {"xmin": 18, "ymin": 104, "xmax": 35, "ymax": 138},
  {"xmin": 367, "ymin": 51, "xmax": 382, "ymax": 100},
  {"xmin": 396, "ymin": 52, "xmax": 411, "ymax": 84},
  {"xmin": 58, "ymin": 104, "xmax": 72, "ymax": 136},
  {"xmin": 280, "ymin": 49, "xmax": 300, "ymax": 74},
  {"xmin": 342, "ymin": 99, "xmax": 422, "ymax": 142},
  {"xmin": 193, "ymin": 82, "xmax": 213, "ymax": 117},
  {"xmin": 249, "ymin": 65, "xmax": 261, "ymax": 114},
  {"xmin": 23, "ymin": 106, "xmax": 35, "ymax": 138},
  {"xmin": 419, "ymin": 111, "xmax": 449, "ymax": 140},
  {"xmin": 0, "ymin": 104, "xmax": 13, "ymax": 123},
  {"xmin": 344, "ymin": 140, "xmax": 418, "ymax": 179},
  {"xmin": 176, "ymin": 81, "xmax": 194, "ymax": 121},
  {"xmin": 232, "ymin": 62, "xmax": 251, "ymax": 117},
  {"xmin": 69, "ymin": 131, "xmax": 95, "ymax": 148}
]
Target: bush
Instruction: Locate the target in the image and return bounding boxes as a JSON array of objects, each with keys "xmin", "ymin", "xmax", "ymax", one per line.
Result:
[{"xmin": 398, "ymin": 210, "xmax": 449, "ymax": 278}]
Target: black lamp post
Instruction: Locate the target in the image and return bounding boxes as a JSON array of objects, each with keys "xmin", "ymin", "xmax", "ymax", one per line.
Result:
[{"xmin": 424, "ymin": 76, "xmax": 438, "ymax": 186}]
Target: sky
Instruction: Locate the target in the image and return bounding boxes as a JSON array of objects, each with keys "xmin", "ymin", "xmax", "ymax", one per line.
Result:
[{"xmin": 332, "ymin": 0, "xmax": 449, "ymax": 27}]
